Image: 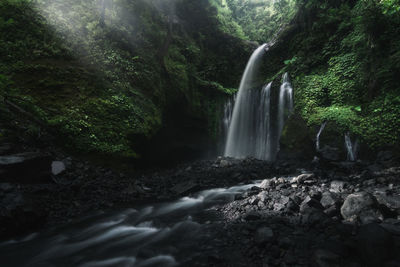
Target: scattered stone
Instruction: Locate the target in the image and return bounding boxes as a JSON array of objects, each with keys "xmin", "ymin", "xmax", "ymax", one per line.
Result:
[
  {"xmin": 300, "ymin": 196, "xmax": 324, "ymax": 213},
  {"xmin": 259, "ymin": 179, "xmax": 273, "ymax": 189},
  {"xmin": 51, "ymin": 161, "xmax": 66, "ymax": 175},
  {"xmin": 291, "ymin": 173, "xmax": 314, "ymax": 184},
  {"xmin": 219, "ymin": 160, "xmax": 230, "ymax": 168},
  {"xmin": 330, "ymin": 180, "xmax": 346, "ymax": 193},
  {"xmin": 320, "ymin": 191, "xmax": 342, "ymax": 208}
]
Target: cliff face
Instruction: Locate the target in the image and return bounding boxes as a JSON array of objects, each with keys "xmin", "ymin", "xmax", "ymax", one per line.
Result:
[{"xmin": 1, "ymin": 0, "xmax": 399, "ymax": 164}]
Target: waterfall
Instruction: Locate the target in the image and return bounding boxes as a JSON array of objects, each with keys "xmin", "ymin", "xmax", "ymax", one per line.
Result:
[
  {"xmin": 345, "ymin": 133, "xmax": 358, "ymax": 161},
  {"xmin": 224, "ymin": 44, "xmax": 268, "ymax": 160},
  {"xmin": 224, "ymin": 43, "xmax": 294, "ymax": 161},
  {"xmin": 316, "ymin": 122, "xmax": 327, "ymax": 151},
  {"xmin": 277, "ymin": 73, "xmax": 294, "ymax": 144}
]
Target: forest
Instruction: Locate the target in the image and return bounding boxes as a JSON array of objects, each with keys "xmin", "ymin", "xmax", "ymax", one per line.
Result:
[{"xmin": 0, "ymin": 0, "xmax": 400, "ymax": 266}]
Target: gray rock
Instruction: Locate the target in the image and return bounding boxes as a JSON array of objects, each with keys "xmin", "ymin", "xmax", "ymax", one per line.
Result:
[
  {"xmin": 219, "ymin": 160, "xmax": 230, "ymax": 168},
  {"xmin": 341, "ymin": 192, "xmax": 384, "ymax": 224},
  {"xmin": 259, "ymin": 179, "xmax": 274, "ymax": 189},
  {"xmin": 320, "ymin": 191, "xmax": 342, "ymax": 208},
  {"xmin": 257, "ymin": 191, "xmax": 268, "ymax": 203},
  {"xmin": 330, "ymin": 180, "xmax": 346, "ymax": 193},
  {"xmin": 51, "ymin": 161, "xmax": 66, "ymax": 175},
  {"xmin": 254, "ymin": 227, "xmax": 274, "ymax": 244},
  {"xmin": 291, "ymin": 173, "xmax": 314, "ymax": 184}
]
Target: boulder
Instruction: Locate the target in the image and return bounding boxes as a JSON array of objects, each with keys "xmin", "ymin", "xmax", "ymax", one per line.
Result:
[
  {"xmin": 0, "ymin": 152, "xmax": 52, "ymax": 183},
  {"xmin": 51, "ymin": 161, "xmax": 66, "ymax": 175},
  {"xmin": 341, "ymin": 192, "xmax": 384, "ymax": 224}
]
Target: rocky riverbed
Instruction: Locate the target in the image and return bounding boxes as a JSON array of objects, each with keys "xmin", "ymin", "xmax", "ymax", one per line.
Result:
[{"xmin": 1, "ymin": 147, "xmax": 400, "ymax": 266}]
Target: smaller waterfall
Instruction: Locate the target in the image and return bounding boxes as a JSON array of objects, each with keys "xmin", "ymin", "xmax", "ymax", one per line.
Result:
[
  {"xmin": 222, "ymin": 96, "xmax": 235, "ymax": 137},
  {"xmin": 277, "ymin": 73, "xmax": 294, "ymax": 139},
  {"xmin": 316, "ymin": 122, "xmax": 327, "ymax": 151},
  {"xmin": 345, "ymin": 133, "xmax": 358, "ymax": 161}
]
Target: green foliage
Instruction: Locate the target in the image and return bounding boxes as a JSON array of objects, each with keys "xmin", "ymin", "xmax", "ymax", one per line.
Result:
[
  {"xmin": 0, "ymin": 0, "xmax": 251, "ymax": 157},
  {"xmin": 287, "ymin": 0, "xmax": 400, "ymax": 148},
  {"xmin": 224, "ymin": 0, "xmax": 297, "ymax": 42}
]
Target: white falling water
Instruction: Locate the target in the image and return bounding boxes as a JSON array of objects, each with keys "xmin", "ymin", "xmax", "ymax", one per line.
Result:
[
  {"xmin": 224, "ymin": 44, "xmax": 269, "ymax": 160},
  {"xmin": 255, "ymin": 82, "xmax": 272, "ymax": 159},
  {"xmin": 316, "ymin": 121, "xmax": 327, "ymax": 151},
  {"xmin": 277, "ymin": 73, "xmax": 294, "ymax": 149},
  {"xmin": 222, "ymin": 95, "xmax": 235, "ymax": 138},
  {"xmin": 224, "ymin": 44, "xmax": 294, "ymax": 161},
  {"xmin": 345, "ymin": 133, "xmax": 358, "ymax": 161}
]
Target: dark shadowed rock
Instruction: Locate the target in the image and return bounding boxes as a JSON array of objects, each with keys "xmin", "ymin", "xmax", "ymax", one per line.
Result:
[
  {"xmin": 254, "ymin": 227, "xmax": 274, "ymax": 244},
  {"xmin": 313, "ymin": 249, "xmax": 342, "ymax": 267},
  {"xmin": 244, "ymin": 211, "xmax": 261, "ymax": 221},
  {"xmin": 300, "ymin": 196, "xmax": 324, "ymax": 213},
  {"xmin": 319, "ymin": 145, "xmax": 340, "ymax": 161},
  {"xmin": 0, "ymin": 153, "xmax": 52, "ymax": 183},
  {"xmin": 357, "ymin": 223, "xmax": 393, "ymax": 266},
  {"xmin": 374, "ymin": 192, "xmax": 400, "ymax": 215},
  {"xmin": 341, "ymin": 192, "xmax": 384, "ymax": 224},
  {"xmin": 171, "ymin": 181, "xmax": 199, "ymax": 195}
]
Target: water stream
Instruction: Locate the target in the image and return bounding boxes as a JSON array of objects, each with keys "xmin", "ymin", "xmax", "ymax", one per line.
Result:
[
  {"xmin": 0, "ymin": 181, "xmax": 262, "ymax": 267},
  {"xmin": 316, "ymin": 122, "xmax": 327, "ymax": 151},
  {"xmin": 345, "ymin": 133, "xmax": 358, "ymax": 161}
]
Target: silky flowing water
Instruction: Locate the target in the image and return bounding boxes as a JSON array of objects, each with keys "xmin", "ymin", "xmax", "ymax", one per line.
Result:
[{"xmin": 0, "ymin": 181, "xmax": 262, "ymax": 267}]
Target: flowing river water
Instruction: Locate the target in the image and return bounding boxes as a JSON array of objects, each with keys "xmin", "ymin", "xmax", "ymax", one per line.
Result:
[{"xmin": 0, "ymin": 180, "xmax": 263, "ymax": 267}]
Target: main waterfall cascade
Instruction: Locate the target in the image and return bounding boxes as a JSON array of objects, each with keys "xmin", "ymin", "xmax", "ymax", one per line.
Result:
[{"xmin": 224, "ymin": 44, "xmax": 294, "ymax": 161}]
